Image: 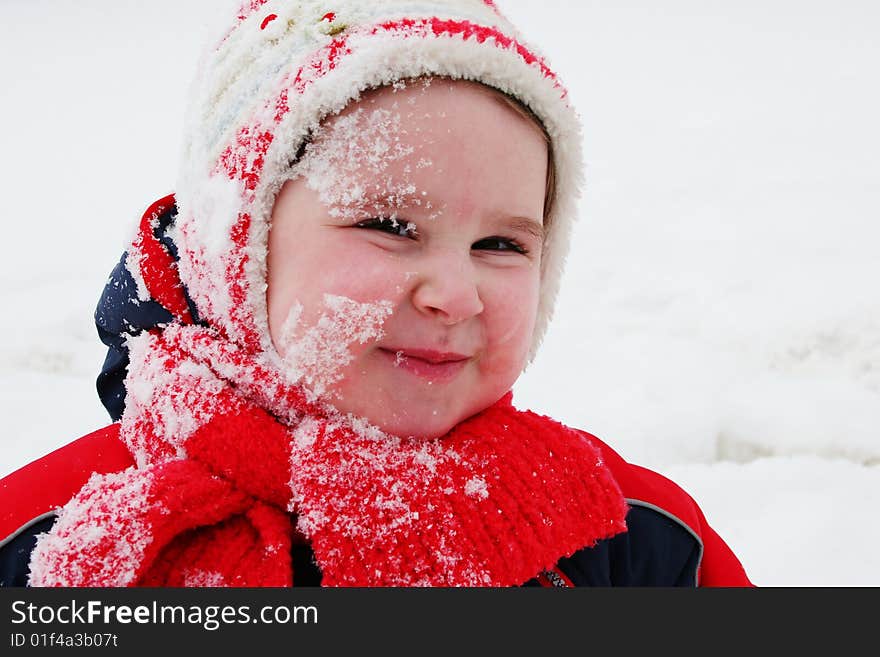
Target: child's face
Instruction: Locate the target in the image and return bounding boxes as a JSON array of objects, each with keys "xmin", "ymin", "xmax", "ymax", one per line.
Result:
[{"xmin": 266, "ymin": 80, "xmax": 548, "ymax": 438}]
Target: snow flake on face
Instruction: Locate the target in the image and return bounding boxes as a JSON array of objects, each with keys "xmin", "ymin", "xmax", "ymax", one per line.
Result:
[
  {"xmin": 29, "ymin": 468, "xmax": 158, "ymax": 587},
  {"xmin": 290, "ymin": 84, "xmax": 438, "ymax": 224},
  {"xmin": 276, "ymin": 293, "xmax": 392, "ymax": 401}
]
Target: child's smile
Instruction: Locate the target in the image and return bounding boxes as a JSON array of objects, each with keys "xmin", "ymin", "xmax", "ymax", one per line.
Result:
[
  {"xmin": 375, "ymin": 346, "xmax": 471, "ymax": 384},
  {"xmin": 267, "ymin": 79, "xmax": 548, "ymax": 438}
]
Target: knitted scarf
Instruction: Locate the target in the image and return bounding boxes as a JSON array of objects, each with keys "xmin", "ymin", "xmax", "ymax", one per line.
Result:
[{"xmin": 29, "ymin": 322, "xmax": 627, "ymax": 587}]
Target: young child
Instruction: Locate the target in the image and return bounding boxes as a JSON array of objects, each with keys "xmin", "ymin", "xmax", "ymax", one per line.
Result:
[{"xmin": 0, "ymin": 0, "xmax": 752, "ymax": 587}]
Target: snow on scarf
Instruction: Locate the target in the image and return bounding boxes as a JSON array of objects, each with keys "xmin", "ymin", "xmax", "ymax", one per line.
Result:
[{"xmin": 29, "ymin": 320, "xmax": 627, "ymax": 587}]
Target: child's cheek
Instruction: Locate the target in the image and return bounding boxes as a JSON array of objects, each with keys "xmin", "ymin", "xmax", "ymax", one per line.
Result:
[
  {"xmin": 276, "ymin": 293, "xmax": 393, "ymax": 402},
  {"xmin": 315, "ymin": 245, "xmax": 412, "ymax": 308},
  {"xmin": 481, "ymin": 269, "xmax": 540, "ymax": 372},
  {"xmin": 273, "ymin": 247, "xmax": 411, "ymax": 401}
]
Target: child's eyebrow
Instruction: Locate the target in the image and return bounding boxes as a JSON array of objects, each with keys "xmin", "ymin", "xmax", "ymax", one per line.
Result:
[{"xmin": 504, "ymin": 217, "xmax": 545, "ymax": 243}]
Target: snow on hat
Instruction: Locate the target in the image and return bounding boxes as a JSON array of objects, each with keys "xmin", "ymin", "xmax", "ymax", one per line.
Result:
[{"xmin": 172, "ymin": 0, "xmax": 583, "ymax": 361}]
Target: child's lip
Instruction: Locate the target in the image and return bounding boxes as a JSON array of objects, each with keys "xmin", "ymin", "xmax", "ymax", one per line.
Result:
[
  {"xmin": 377, "ymin": 347, "xmax": 471, "ymax": 381},
  {"xmin": 379, "ymin": 347, "xmax": 471, "ymax": 363}
]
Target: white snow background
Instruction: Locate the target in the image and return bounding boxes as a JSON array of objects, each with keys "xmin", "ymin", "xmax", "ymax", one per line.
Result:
[{"xmin": 1, "ymin": 1, "xmax": 877, "ymax": 586}]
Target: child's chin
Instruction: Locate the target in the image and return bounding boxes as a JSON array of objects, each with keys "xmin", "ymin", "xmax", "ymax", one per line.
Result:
[{"xmin": 383, "ymin": 411, "xmax": 462, "ymax": 440}]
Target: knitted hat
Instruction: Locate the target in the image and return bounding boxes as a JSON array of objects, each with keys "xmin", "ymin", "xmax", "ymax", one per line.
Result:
[{"xmin": 171, "ymin": 0, "xmax": 583, "ymax": 362}]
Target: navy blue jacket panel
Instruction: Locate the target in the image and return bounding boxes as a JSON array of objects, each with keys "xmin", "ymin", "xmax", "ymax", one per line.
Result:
[
  {"xmin": 0, "ymin": 516, "xmax": 55, "ymax": 587},
  {"xmin": 94, "ymin": 204, "xmax": 200, "ymax": 421}
]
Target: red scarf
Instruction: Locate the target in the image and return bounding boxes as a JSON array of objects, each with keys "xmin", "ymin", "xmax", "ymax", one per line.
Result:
[{"xmin": 29, "ymin": 323, "xmax": 627, "ymax": 587}]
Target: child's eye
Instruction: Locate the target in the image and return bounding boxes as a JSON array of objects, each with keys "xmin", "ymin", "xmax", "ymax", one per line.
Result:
[
  {"xmin": 472, "ymin": 237, "xmax": 529, "ymax": 255},
  {"xmin": 355, "ymin": 217, "xmax": 418, "ymax": 238}
]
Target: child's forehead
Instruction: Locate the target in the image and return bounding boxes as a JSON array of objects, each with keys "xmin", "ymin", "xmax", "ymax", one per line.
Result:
[
  {"xmin": 306, "ymin": 78, "xmax": 527, "ymax": 168},
  {"xmin": 328, "ymin": 78, "xmax": 487, "ymax": 124},
  {"xmin": 281, "ymin": 73, "xmax": 548, "ymax": 234},
  {"xmin": 302, "ymin": 79, "xmax": 473, "ymax": 179}
]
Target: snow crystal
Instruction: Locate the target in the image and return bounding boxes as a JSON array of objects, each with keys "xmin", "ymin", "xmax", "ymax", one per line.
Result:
[
  {"xmin": 343, "ymin": 412, "xmax": 391, "ymax": 443},
  {"xmin": 277, "ymin": 293, "xmax": 392, "ymax": 401},
  {"xmin": 182, "ymin": 162, "xmax": 248, "ymax": 263},
  {"xmin": 288, "ymin": 405, "xmax": 476, "ymax": 551},
  {"xmin": 464, "ymin": 477, "xmax": 489, "ymax": 500},
  {"xmin": 289, "ymin": 84, "xmax": 437, "ymax": 224},
  {"xmin": 182, "ymin": 569, "xmax": 227, "ymax": 587},
  {"xmin": 124, "ymin": 202, "xmax": 170, "ymax": 303},
  {"xmin": 29, "ymin": 468, "xmax": 157, "ymax": 587},
  {"xmin": 123, "ymin": 249, "xmax": 151, "ymax": 303},
  {"xmin": 170, "ymin": 172, "xmax": 245, "ymax": 333},
  {"xmin": 121, "ymin": 332, "xmax": 228, "ymax": 465},
  {"xmin": 291, "ymin": 416, "xmax": 322, "ymax": 451},
  {"xmin": 285, "ymin": 387, "xmax": 500, "ymax": 582}
]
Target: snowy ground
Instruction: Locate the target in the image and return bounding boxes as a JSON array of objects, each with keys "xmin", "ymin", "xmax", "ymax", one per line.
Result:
[{"xmin": 1, "ymin": 1, "xmax": 877, "ymax": 586}]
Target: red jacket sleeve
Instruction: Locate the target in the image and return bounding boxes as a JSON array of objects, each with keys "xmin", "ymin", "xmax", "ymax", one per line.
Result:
[
  {"xmin": 582, "ymin": 430, "xmax": 754, "ymax": 587},
  {"xmin": 0, "ymin": 424, "xmax": 135, "ymax": 541},
  {"xmin": 690, "ymin": 501, "xmax": 753, "ymax": 587}
]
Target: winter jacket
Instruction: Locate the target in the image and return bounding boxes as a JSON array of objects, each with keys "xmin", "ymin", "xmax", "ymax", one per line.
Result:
[
  {"xmin": 1, "ymin": 421, "xmax": 751, "ymax": 587},
  {"xmin": 0, "ymin": 201, "xmax": 753, "ymax": 587}
]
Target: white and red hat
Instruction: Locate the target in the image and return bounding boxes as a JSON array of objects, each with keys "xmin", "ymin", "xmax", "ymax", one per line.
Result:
[{"xmin": 171, "ymin": 0, "xmax": 584, "ymax": 361}]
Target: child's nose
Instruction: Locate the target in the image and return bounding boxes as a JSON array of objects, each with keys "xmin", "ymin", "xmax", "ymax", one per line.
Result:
[{"xmin": 410, "ymin": 253, "xmax": 484, "ymax": 325}]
